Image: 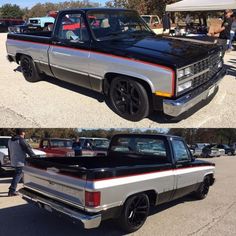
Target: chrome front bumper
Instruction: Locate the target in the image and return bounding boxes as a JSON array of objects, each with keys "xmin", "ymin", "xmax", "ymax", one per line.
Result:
[
  {"xmin": 19, "ymin": 188, "xmax": 101, "ymax": 229},
  {"xmin": 163, "ymin": 67, "xmax": 226, "ymax": 117}
]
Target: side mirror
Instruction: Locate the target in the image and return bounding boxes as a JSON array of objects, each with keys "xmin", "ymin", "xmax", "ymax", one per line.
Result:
[{"xmin": 191, "ymin": 154, "xmax": 196, "ymax": 162}]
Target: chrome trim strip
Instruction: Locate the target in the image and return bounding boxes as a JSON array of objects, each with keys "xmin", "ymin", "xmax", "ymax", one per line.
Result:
[
  {"xmin": 50, "ymin": 64, "xmax": 88, "ymax": 76},
  {"xmin": 89, "ymin": 74, "xmax": 103, "ymax": 80}
]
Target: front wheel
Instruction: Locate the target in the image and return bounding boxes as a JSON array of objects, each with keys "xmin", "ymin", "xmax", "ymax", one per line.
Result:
[
  {"xmin": 118, "ymin": 193, "xmax": 150, "ymax": 233},
  {"xmin": 109, "ymin": 77, "xmax": 150, "ymax": 121},
  {"xmin": 20, "ymin": 55, "xmax": 42, "ymax": 82},
  {"xmin": 194, "ymin": 176, "xmax": 210, "ymax": 200}
]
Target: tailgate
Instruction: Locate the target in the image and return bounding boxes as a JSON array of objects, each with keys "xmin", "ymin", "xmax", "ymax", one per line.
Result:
[{"xmin": 23, "ymin": 162, "xmax": 87, "ymax": 210}]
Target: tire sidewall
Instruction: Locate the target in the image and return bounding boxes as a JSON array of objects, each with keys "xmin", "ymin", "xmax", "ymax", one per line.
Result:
[
  {"xmin": 109, "ymin": 77, "xmax": 149, "ymax": 122},
  {"xmin": 20, "ymin": 55, "xmax": 41, "ymax": 82},
  {"xmin": 119, "ymin": 193, "xmax": 150, "ymax": 233}
]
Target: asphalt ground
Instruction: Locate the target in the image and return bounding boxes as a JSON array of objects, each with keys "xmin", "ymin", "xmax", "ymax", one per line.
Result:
[
  {"xmin": 0, "ymin": 33, "xmax": 236, "ymax": 128},
  {"xmin": 0, "ymin": 156, "xmax": 236, "ymax": 236}
]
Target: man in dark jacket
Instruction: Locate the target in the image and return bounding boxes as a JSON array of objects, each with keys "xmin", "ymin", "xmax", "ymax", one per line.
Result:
[
  {"xmin": 163, "ymin": 13, "xmax": 171, "ymax": 33},
  {"xmin": 8, "ymin": 129, "xmax": 36, "ymax": 196},
  {"xmin": 219, "ymin": 9, "xmax": 234, "ymax": 50}
]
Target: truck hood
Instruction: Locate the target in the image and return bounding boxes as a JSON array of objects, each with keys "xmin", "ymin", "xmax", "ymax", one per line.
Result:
[
  {"xmin": 101, "ymin": 35, "xmax": 220, "ymax": 68},
  {"xmin": 0, "ymin": 148, "xmax": 46, "ymax": 157}
]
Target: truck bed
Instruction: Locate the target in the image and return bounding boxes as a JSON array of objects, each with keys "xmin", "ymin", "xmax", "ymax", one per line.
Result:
[{"xmin": 26, "ymin": 155, "xmax": 172, "ymax": 180}]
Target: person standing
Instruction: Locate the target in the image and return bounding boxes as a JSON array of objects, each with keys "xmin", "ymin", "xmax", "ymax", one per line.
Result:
[
  {"xmin": 218, "ymin": 9, "xmax": 234, "ymax": 51},
  {"xmin": 8, "ymin": 129, "xmax": 36, "ymax": 196},
  {"xmin": 163, "ymin": 13, "xmax": 171, "ymax": 34},
  {"xmin": 72, "ymin": 137, "xmax": 82, "ymax": 156}
]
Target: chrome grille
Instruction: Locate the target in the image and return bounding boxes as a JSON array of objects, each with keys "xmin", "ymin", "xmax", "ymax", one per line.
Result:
[{"xmin": 192, "ymin": 52, "xmax": 221, "ymax": 89}]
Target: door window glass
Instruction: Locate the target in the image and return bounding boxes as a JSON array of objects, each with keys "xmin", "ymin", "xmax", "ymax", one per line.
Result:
[
  {"xmin": 172, "ymin": 139, "xmax": 190, "ymax": 162},
  {"xmin": 58, "ymin": 13, "xmax": 89, "ymax": 42}
]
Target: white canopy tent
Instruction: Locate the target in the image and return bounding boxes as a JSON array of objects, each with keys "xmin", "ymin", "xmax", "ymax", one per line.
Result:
[{"xmin": 166, "ymin": 0, "xmax": 236, "ymax": 12}]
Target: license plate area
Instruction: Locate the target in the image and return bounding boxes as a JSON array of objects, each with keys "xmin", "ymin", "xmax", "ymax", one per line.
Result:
[{"xmin": 208, "ymin": 85, "xmax": 216, "ymax": 97}]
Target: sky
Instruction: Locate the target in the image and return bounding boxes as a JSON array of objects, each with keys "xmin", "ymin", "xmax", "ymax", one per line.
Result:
[{"xmin": 0, "ymin": 0, "xmax": 107, "ymax": 8}]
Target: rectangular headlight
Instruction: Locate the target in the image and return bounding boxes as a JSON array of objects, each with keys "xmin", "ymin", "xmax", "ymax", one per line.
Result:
[
  {"xmin": 178, "ymin": 81, "xmax": 192, "ymax": 93},
  {"xmin": 177, "ymin": 66, "xmax": 192, "ymax": 79},
  {"xmin": 184, "ymin": 67, "xmax": 192, "ymax": 76},
  {"xmin": 177, "ymin": 69, "xmax": 184, "ymax": 78}
]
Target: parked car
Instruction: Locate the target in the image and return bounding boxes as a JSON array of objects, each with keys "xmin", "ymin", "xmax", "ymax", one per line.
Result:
[
  {"xmin": 216, "ymin": 144, "xmax": 235, "ymax": 156},
  {"xmin": 20, "ymin": 133, "xmax": 215, "ymax": 233},
  {"xmin": 201, "ymin": 144, "xmax": 223, "ymax": 158},
  {"xmin": 37, "ymin": 138, "xmax": 75, "ymax": 157},
  {"xmin": 0, "ymin": 18, "xmax": 25, "ymax": 32},
  {"xmin": 28, "ymin": 16, "xmax": 55, "ymax": 30},
  {"xmin": 0, "ymin": 136, "xmax": 46, "ymax": 173},
  {"xmin": 73, "ymin": 137, "xmax": 110, "ymax": 156},
  {"xmin": 6, "ymin": 8, "xmax": 226, "ymax": 122},
  {"xmin": 191, "ymin": 143, "xmax": 209, "ymax": 157}
]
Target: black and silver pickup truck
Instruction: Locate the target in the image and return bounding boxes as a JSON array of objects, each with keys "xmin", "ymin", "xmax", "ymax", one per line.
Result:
[
  {"xmin": 19, "ymin": 134, "xmax": 215, "ymax": 233},
  {"xmin": 6, "ymin": 8, "xmax": 226, "ymax": 121}
]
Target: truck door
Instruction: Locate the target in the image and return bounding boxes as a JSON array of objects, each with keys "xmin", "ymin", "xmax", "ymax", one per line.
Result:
[
  {"xmin": 49, "ymin": 11, "xmax": 91, "ymax": 88},
  {"xmin": 171, "ymin": 138, "xmax": 200, "ymax": 200}
]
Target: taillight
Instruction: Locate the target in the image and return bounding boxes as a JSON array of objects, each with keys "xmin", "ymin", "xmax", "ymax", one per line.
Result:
[{"xmin": 85, "ymin": 191, "xmax": 101, "ymax": 207}]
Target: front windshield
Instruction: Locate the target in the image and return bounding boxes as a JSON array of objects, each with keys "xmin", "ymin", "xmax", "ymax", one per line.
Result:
[
  {"xmin": 87, "ymin": 10, "xmax": 152, "ymax": 40},
  {"xmin": 141, "ymin": 16, "xmax": 151, "ymax": 24},
  {"xmin": 93, "ymin": 139, "xmax": 110, "ymax": 148}
]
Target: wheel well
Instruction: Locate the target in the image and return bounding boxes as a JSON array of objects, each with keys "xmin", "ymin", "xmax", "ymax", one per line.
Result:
[
  {"xmin": 103, "ymin": 73, "xmax": 153, "ymax": 104},
  {"xmin": 15, "ymin": 53, "xmax": 32, "ymax": 64},
  {"xmin": 205, "ymin": 173, "xmax": 214, "ymax": 186},
  {"xmin": 125, "ymin": 190, "xmax": 157, "ymax": 207}
]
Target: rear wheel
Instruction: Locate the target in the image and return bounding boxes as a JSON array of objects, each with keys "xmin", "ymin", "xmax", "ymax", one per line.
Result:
[
  {"xmin": 194, "ymin": 176, "xmax": 210, "ymax": 200},
  {"xmin": 109, "ymin": 77, "xmax": 150, "ymax": 121},
  {"xmin": 118, "ymin": 193, "xmax": 150, "ymax": 233},
  {"xmin": 20, "ymin": 55, "xmax": 42, "ymax": 82}
]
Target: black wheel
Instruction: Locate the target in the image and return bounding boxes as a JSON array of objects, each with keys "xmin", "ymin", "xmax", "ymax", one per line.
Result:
[
  {"xmin": 20, "ymin": 55, "xmax": 42, "ymax": 82},
  {"xmin": 194, "ymin": 176, "xmax": 210, "ymax": 200},
  {"xmin": 118, "ymin": 193, "xmax": 150, "ymax": 233},
  {"xmin": 109, "ymin": 77, "xmax": 149, "ymax": 121}
]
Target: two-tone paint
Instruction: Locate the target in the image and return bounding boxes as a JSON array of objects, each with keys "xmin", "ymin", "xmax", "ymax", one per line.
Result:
[
  {"xmin": 6, "ymin": 8, "xmax": 226, "ymax": 117},
  {"xmin": 19, "ymin": 134, "xmax": 215, "ymax": 229}
]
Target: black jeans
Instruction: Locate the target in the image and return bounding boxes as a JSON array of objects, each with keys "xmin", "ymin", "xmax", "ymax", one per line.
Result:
[{"xmin": 9, "ymin": 167, "xmax": 23, "ymax": 193}]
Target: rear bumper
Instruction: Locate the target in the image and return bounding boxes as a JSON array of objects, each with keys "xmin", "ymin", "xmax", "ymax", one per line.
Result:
[
  {"xmin": 163, "ymin": 66, "xmax": 226, "ymax": 117},
  {"xmin": 19, "ymin": 188, "xmax": 102, "ymax": 229}
]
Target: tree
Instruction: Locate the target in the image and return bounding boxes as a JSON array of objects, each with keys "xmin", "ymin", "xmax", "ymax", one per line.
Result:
[
  {"xmin": 26, "ymin": 1, "xmax": 101, "ymax": 18},
  {"xmin": 105, "ymin": 0, "xmax": 177, "ymax": 16},
  {"xmin": 0, "ymin": 4, "xmax": 24, "ymax": 18}
]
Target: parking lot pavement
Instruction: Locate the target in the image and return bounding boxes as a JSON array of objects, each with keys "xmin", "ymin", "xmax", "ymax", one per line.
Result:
[
  {"xmin": 0, "ymin": 156, "xmax": 236, "ymax": 236},
  {"xmin": 0, "ymin": 33, "xmax": 236, "ymax": 128}
]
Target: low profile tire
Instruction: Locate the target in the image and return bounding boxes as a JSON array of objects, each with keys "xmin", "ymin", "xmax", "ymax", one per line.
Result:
[
  {"xmin": 109, "ymin": 77, "xmax": 150, "ymax": 121},
  {"xmin": 20, "ymin": 55, "xmax": 42, "ymax": 82},
  {"xmin": 194, "ymin": 176, "xmax": 210, "ymax": 200},
  {"xmin": 118, "ymin": 193, "xmax": 150, "ymax": 233}
]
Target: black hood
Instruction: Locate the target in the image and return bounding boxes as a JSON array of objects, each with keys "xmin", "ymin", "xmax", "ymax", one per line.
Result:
[{"xmin": 95, "ymin": 35, "xmax": 221, "ymax": 68}]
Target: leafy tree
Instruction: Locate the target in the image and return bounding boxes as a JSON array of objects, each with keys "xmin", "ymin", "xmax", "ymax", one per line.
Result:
[{"xmin": 0, "ymin": 4, "xmax": 24, "ymax": 18}]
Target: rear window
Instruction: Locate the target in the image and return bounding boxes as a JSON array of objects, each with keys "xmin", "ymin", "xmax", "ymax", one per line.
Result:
[
  {"xmin": 111, "ymin": 137, "xmax": 168, "ymax": 158},
  {"xmin": 50, "ymin": 140, "xmax": 73, "ymax": 148}
]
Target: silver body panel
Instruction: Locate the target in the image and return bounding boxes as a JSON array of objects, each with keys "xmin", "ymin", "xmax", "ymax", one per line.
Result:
[
  {"xmin": 6, "ymin": 39, "xmax": 173, "ymax": 94},
  {"xmin": 22, "ymin": 164, "xmax": 215, "ymax": 214}
]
